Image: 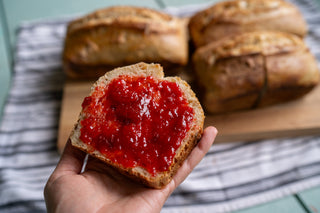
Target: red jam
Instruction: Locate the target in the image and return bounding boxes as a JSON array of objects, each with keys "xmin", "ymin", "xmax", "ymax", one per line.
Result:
[{"xmin": 80, "ymin": 75, "xmax": 194, "ymax": 176}]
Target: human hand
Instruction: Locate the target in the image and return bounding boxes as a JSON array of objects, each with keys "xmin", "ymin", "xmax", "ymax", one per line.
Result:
[{"xmin": 44, "ymin": 126, "xmax": 217, "ymax": 213}]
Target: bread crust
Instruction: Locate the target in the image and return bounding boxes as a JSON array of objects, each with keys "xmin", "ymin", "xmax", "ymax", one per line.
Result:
[
  {"xmin": 193, "ymin": 31, "xmax": 320, "ymax": 114},
  {"xmin": 189, "ymin": 0, "xmax": 308, "ymax": 47},
  {"xmin": 69, "ymin": 62, "xmax": 204, "ymax": 188},
  {"xmin": 63, "ymin": 6, "xmax": 188, "ymax": 78},
  {"xmin": 259, "ymin": 49, "xmax": 320, "ymax": 107}
]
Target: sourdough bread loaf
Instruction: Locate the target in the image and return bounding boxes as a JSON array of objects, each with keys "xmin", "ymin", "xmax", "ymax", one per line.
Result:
[
  {"xmin": 63, "ymin": 6, "xmax": 189, "ymax": 78},
  {"xmin": 192, "ymin": 31, "xmax": 319, "ymax": 114},
  {"xmin": 189, "ymin": 0, "xmax": 308, "ymax": 47},
  {"xmin": 69, "ymin": 62, "xmax": 204, "ymax": 188}
]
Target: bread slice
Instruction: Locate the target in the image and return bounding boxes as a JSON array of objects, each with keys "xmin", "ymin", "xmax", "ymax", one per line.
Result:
[{"xmin": 69, "ymin": 62, "xmax": 204, "ymax": 188}]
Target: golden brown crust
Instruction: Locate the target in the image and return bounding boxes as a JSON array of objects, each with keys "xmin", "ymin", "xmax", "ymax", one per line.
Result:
[
  {"xmin": 189, "ymin": 0, "xmax": 308, "ymax": 47},
  {"xmin": 197, "ymin": 54, "xmax": 265, "ymax": 113},
  {"xmin": 193, "ymin": 31, "xmax": 320, "ymax": 114},
  {"xmin": 63, "ymin": 6, "xmax": 188, "ymax": 79},
  {"xmin": 70, "ymin": 62, "xmax": 204, "ymax": 188},
  {"xmin": 196, "ymin": 31, "xmax": 306, "ymax": 59},
  {"xmin": 258, "ymin": 49, "xmax": 320, "ymax": 107},
  {"xmin": 67, "ymin": 6, "xmax": 175, "ymax": 35}
]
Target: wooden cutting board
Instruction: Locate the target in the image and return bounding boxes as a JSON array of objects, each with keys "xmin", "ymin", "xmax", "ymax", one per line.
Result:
[{"xmin": 57, "ymin": 76, "xmax": 320, "ymax": 152}]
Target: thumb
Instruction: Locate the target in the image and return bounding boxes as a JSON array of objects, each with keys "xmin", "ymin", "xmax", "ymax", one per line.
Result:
[{"xmin": 167, "ymin": 126, "xmax": 218, "ymax": 194}]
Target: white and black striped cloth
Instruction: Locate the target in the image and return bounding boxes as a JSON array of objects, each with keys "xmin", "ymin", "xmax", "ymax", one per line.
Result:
[{"xmin": 0, "ymin": 0, "xmax": 320, "ymax": 212}]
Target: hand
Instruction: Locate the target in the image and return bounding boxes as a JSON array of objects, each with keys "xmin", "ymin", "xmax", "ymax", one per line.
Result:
[{"xmin": 44, "ymin": 127, "xmax": 217, "ymax": 213}]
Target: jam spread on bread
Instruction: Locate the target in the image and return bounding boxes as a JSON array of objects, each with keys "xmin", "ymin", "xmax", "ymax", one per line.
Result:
[{"xmin": 80, "ymin": 75, "xmax": 194, "ymax": 175}]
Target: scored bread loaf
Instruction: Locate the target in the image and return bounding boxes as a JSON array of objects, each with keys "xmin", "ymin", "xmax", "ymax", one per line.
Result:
[
  {"xmin": 192, "ymin": 31, "xmax": 320, "ymax": 114},
  {"xmin": 189, "ymin": 0, "xmax": 308, "ymax": 47},
  {"xmin": 69, "ymin": 62, "xmax": 204, "ymax": 188},
  {"xmin": 63, "ymin": 6, "xmax": 188, "ymax": 78}
]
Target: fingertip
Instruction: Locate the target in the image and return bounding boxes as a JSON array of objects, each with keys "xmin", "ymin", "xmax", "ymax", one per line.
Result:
[
  {"xmin": 197, "ymin": 126, "xmax": 218, "ymax": 150},
  {"xmin": 205, "ymin": 126, "xmax": 218, "ymax": 137}
]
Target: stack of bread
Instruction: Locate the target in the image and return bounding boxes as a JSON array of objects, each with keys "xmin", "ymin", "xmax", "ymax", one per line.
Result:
[{"xmin": 189, "ymin": 0, "xmax": 319, "ymax": 113}]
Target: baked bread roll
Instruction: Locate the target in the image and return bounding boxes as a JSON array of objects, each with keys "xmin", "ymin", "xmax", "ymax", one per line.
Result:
[
  {"xmin": 69, "ymin": 62, "xmax": 204, "ymax": 188},
  {"xmin": 63, "ymin": 6, "xmax": 188, "ymax": 78},
  {"xmin": 189, "ymin": 0, "xmax": 308, "ymax": 47},
  {"xmin": 193, "ymin": 31, "xmax": 319, "ymax": 114}
]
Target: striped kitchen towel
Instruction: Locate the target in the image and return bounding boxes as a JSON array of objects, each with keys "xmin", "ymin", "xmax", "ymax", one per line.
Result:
[{"xmin": 0, "ymin": 0, "xmax": 320, "ymax": 212}]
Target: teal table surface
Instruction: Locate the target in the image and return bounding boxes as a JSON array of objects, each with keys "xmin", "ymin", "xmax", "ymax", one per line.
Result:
[{"xmin": 0, "ymin": 0, "xmax": 319, "ymax": 212}]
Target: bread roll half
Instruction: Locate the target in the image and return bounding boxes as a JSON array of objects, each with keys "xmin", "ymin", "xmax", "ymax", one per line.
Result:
[{"xmin": 69, "ymin": 62, "xmax": 204, "ymax": 188}]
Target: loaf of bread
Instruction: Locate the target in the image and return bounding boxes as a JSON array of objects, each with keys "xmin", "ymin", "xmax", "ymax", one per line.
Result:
[
  {"xmin": 192, "ymin": 31, "xmax": 319, "ymax": 114},
  {"xmin": 69, "ymin": 62, "xmax": 204, "ymax": 188},
  {"xmin": 189, "ymin": 0, "xmax": 308, "ymax": 47},
  {"xmin": 63, "ymin": 6, "xmax": 188, "ymax": 78}
]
